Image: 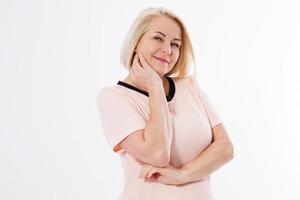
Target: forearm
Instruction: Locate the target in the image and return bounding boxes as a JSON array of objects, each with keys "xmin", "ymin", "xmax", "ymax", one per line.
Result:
[
  {"xmin": 180, "ymin": 140, "xmax": 234, "ymax": 183},
  {"xmin": 143, "ymin": 82, "xmax": 173, "ymax": 162}
]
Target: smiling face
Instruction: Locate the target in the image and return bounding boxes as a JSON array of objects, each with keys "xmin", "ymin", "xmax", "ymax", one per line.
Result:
[{"xmin": 135, "ymin": 16, "xmax": 182, "ymax": 77}]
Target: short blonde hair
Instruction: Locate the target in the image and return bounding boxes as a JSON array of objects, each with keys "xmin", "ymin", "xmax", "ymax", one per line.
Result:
[{"xmin": 120, "ymin": 7, "xmax": 197, "ymax": 79}]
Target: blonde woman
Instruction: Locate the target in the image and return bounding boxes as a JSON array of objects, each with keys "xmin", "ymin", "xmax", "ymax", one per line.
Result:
[{"xmin": 97, "ymin": 7, "xmax": 234, "ymax": 200}]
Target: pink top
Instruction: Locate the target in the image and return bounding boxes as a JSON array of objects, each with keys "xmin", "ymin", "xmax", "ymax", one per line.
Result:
[{"xmin": 96, "ymin": 76, "xmax": 223, "ymax": 200}]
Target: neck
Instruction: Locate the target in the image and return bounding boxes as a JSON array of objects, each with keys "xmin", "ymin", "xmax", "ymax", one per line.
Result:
[{"xmin": 122, "ymin": 75, "xmax": 169, "ymax": 96}]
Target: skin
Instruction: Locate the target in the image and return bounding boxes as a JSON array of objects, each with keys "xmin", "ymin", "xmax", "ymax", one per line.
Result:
[
  {"xmin": 122, "ymin": 16, "xmax": 234, "ymax": 185},
  {"xmin": 140, "ymin": 123, "xmax": 234, "ymax": 186},
  {"xmin": 123, "ymin": 15, "xmax": 182, "ymax": 95}
]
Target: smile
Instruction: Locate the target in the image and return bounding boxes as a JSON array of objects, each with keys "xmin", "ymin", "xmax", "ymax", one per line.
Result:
[{"xmin": 153, "ymin": 56, "xmax": 170, "ymax": 64}]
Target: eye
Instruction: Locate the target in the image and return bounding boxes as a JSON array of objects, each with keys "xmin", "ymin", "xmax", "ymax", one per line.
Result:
[
  {"xmin": 171, "ymin": 43, "xmax": 180, "ymax": 48},
  {"xmin": 154, "ymin": 36, "xmax": 163, "ymax": 41}
]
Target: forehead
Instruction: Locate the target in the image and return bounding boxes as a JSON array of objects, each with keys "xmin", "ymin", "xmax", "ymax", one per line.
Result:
[{"xmin": 146, "ymin": 16, "xmax": 182, "ymax": 39}]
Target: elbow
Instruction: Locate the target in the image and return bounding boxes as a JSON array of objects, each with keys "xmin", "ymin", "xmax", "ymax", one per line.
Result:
[
  {"xmin": 152, "ymin": 150, "xmax": 170, "ymax": 167},
  {"xmin": 225, "ymin": 142, "xmax": 234, "ymax": 162},
  {"xmin": 159, "ymin": 151, "xmax": 171, "ymax": 167}
]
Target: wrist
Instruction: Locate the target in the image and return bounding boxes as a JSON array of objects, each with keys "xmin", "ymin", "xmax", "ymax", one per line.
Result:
[
  {"xmin": 179, "ymin": 166, "xmax": 193, "ymax": 183},
  {"xmin": 180, "ymin": 165, "xmax": 208, "ymax": 183},
  {"xmin": 148, "ymin": 81, "xmax": 164, "ymax": 95}
]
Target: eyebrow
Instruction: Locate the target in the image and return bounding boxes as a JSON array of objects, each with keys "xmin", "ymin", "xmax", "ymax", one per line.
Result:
[{"xmin": 154, "ymin": 31, "xmax": 181, "ymax": 42}]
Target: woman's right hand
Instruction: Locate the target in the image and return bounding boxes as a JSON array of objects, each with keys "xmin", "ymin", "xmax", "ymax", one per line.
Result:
[{"xmin": 129, "ymin": 52, "xmax": 162, "ymax": 92}]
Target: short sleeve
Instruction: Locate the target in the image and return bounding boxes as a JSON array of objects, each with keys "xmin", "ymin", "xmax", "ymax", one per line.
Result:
[
  {"xmin": 188, "ymin": 76, "xmax": 223, "ymax": 128},
  {"xmin": 96, "ymin": 87, "xmax": 147, "ymax": 153}
]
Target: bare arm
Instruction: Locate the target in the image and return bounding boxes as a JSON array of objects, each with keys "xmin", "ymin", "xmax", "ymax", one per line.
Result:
[
  {"xmin": 120, "ymin": 81, "xmax": 173, "ymax": 167},
  {"xmin": 180, "ymin": 123, "xmax": 234, "ymax": 182},
  {"xmin": 141, "ymin": 123, "xmax": 234, "ymax": 185}
]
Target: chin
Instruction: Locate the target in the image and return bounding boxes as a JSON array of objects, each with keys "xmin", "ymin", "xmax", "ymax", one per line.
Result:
[
  {"xmin": 152, "ymin": 67, "xmax": 167, "ymax": 76},
  {"xmin": 149, "ymin": 61, "xmax": 172, "ymax": 76}
]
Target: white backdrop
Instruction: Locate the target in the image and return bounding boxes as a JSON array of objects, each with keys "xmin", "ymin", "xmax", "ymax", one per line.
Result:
[{"xmin": 1, "ymin": 0, "xmax": 299, "ymax": 200}]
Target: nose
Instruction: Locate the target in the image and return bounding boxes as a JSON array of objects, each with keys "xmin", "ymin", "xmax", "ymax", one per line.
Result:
[{"xmin": 161, "ymin": 42, "xmax": 172, "ymax": 55}]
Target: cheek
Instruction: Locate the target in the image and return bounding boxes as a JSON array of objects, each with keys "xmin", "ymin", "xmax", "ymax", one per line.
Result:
[
  {"xmin": 136, "ymin": 39, "xmax": 151, "ymax": 54},
  {"xmin": 139, "ymin": 46, "xmax": 156, "ymax": 60},
  {"xmin": 139, "ymin": 39, "xmax": 156, "ymax": 50},
  {"xmin": 143, "ymin": 48, "xmax": 158, "ymax": 63},
  {"xmin": 172, "ymin": 51, "xmax": 180, "ymax": 63}
]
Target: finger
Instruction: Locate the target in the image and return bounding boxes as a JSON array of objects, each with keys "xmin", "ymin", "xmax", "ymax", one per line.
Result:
[
  {"xmin": 139, "ymin": 165, "xmax": 149, "ymax": 178},
  {"xmin": 146, "ymin": 173, "xmax": 160, "ymax": 182},
  {"xmin": 139, "ymin": 164, "xmax": 148, "ymax": 178},
  {"xmin": 138, "ymin": 52, "xmax": 149, "ymax": 68},
  {"xmin": 146, "ymin": 167, "xmax": 158, "ymax": 180},
  {"xmin": 138, "ymin": 167, "xmax": 145, "ymax": 178},
  {"xmin": 131, "ymin": 54, "xmax": 138, "ymax": 69},
  {"xmin": 135, "ymin": 52, "xmax": 142, "ymax": 67},
  {"xmin": 139, "ymin": 167, "xmax": 148, "ymax": 179},
  {"xmin": 143, "ymin": 166, "xmax": 154, "ymax": 179},
  {"xmin": 139, "ymin": 165, "xmax": 153, "ymax": 179},
  {"xmin": 130, "ymin": 65, "xmax": 137, "ymax": 79},
  {"xmin": 131, "ymin": 57, "xmax": 140, "ymax": 78},
  {"xmin": 134, "ymin": 53, "xmax": 143, "ymax": 67},
  {"xmin": 132, "ymin": 57, "xmax": 143, "ymax": 77}
]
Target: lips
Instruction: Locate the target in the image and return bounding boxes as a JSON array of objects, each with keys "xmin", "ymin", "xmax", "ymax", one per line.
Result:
[{"xmin": 153, "ymin": 56, "xmax": 170, "ymax": 64}]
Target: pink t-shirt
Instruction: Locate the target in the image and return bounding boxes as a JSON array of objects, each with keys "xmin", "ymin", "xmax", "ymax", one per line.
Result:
[{"xmin": 96, "ymin": 76, "xmax": 223, "ymax": 200}]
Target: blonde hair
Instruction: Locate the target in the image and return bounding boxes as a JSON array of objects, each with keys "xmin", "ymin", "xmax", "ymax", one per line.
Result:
[{"xmin": 120, "ymin": 7, "xmax": 197, "ymax": 79}]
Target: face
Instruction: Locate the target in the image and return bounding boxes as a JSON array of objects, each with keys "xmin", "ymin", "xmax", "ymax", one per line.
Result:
[{"xmin": 135, "ymin": 16, "xmax": 182, "ymax": 77}]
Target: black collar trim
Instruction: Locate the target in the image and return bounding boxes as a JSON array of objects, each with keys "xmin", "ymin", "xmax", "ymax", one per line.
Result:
[{"xmin": 117, "ymin": 77, "xmax": 175, "ymax": 102}]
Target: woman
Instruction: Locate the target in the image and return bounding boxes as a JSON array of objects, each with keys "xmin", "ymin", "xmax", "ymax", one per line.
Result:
[{"xmin": 97, "ymin": 7, "xmax": 234, "ymax": 200}]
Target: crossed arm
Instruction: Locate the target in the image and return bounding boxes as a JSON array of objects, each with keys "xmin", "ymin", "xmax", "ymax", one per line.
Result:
[
  {"xmin": 139, "ymin": 123, "xmax": 234, "ymax": 186},
  {"xmin": 118, "ymin": 81, "xmax": 234, "ymax": 185}
]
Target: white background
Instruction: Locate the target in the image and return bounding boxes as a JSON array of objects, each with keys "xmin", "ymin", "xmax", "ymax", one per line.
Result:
[{"xmin": 1, "ymin": 0, "xmax": 299, "ymax": 199}]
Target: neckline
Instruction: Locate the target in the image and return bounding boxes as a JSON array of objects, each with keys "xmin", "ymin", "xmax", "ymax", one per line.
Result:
[{"xmin": 117, "ymin": 77, "xmax": 176, "ymax": 102}]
